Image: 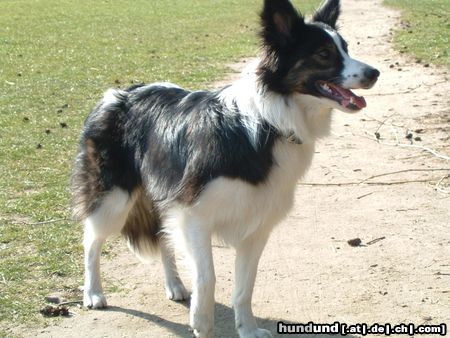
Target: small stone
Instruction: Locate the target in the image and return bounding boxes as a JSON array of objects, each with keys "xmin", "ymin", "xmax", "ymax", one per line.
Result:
[
  {"xmin": 347, "ymin": 238, "xmax": 362, "ymax": 247},
  {"xmin": 45, "ymin": 295, "xmax": 61, "ymax": 304}
]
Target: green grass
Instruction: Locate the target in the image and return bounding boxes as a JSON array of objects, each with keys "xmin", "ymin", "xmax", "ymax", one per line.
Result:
[
  {"xmin": 384, "ymin": 0, "xmax": 449, "ymax": 67},
  {"xmin": 0, "ymin": 0, "xmax": 319, "ymax": 332}
]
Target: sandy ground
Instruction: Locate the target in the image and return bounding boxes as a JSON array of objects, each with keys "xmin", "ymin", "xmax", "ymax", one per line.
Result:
[{"xmin": 14, "ymin": 0, "xmax": 450, "ymax": 337}]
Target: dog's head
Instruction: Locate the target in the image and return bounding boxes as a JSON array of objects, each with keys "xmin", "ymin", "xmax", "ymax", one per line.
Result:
[{"xmin": 257, "ymin": 0, "xmax": 380, "ymax": 113}]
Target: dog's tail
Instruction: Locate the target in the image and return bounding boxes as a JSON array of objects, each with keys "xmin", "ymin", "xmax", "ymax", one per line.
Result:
[{"xmin": 121, "ymin": 187, "xmax": 162, "ymax": 260}]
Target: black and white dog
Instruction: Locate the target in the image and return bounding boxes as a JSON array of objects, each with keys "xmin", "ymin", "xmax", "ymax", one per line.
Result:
[{"xmin": 72, "ymin": 0, "xmax": 379, "ymax": 337}]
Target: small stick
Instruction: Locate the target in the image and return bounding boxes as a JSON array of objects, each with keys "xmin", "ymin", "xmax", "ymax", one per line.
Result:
[
  {"xmin": 422, "ymin": 80, "xmax": 447, "ymax": 87},
  {"xmin": 358, "ymin": 129, "xmax": 450, "ymax": 162},
  {"xmin": 357, "ymin": 192, "xmax": 375, "ymax": 200},
  {"xmin": 366, "ymin": 237, "xmax": 386, "ymax": 245},
  {"xmin": 299, "ymin": 178, "xmax": 439, "ymax": 186},
  {"xmin": 367, "ymin": 112, "xmax": 398, "ymax": 134},
  {"xmin": 397, "ymin": 144, "xmax": 450, "ymax": 161},
  {"xmin": 374, "ymin": 139, "xmax": 450, "ymax": 161},
  {"xmin": 298, "ymin": 178, "xmax": 436, "ymax": 187},
  {"xmin": 359, "ymin": 168, "xmax": 450, "ymax": 185},
  {"xmin": 58, "ymin": 300, "xmax": 83, "ymax": 306},
  {"xmin": 434, "ymin": 175, "xmax": 450, "ymax": 193},
  {"xmin": 300, "ymin": 170, "xmax": 449, "ymax": 187}
]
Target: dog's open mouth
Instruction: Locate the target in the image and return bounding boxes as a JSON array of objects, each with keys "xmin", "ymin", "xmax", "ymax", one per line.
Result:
[{"xmin": 316, "ymin": 81, "xmax": 366, "ymax": 111}]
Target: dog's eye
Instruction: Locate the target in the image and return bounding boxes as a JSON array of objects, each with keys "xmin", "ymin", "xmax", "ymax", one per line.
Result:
[{"xmin": 317, "ymin": 49, "xmax": 331, "ymax": 59}]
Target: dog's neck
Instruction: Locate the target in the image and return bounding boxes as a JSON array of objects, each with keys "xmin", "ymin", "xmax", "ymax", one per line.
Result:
[{"xmin": 218, "ymin": 59, "xmax": 333, "ymax": 145}]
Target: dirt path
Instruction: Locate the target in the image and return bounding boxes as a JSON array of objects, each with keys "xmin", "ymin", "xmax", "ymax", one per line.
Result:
[{"xmin": 17, "ymin": 0, "xmax": 449, "ymax": 337}]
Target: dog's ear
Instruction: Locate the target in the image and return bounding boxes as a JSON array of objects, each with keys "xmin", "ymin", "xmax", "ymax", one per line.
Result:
[
  {"xmin": 312, "ymin": 0, "xmax": 341, "ymax": 29},
  {"xmin": 260, "ymin": 0, "xmax": 305, "ymax": 50}
]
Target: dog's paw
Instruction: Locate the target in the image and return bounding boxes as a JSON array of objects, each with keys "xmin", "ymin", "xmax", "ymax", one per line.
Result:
[
  {"xmin": 192, "ymin": 328, "xmax": 213, "ymax": 338},
  {"xmin": 190, "ymin": 304, "xmax": 213, "ymax": 338},
  {"xmin": 83, "ymin": 291, "xmax": 107, "ymax": 309},
  {"xmin": 239, "ymin": 328, "xmax": 273, "ymax": 338},
  {"xmin": 165, "ymin": 279, "xmax": 190, "ymax": 301}
]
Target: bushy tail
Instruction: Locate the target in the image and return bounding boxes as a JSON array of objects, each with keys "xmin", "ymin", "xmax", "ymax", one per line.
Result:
[{"xmin": 121, "ymin": 188, "xmax": 162, "ymax": 260}]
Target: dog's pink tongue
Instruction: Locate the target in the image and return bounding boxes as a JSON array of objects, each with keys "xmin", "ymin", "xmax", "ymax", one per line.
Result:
[
  {"xmin": 331, "ymin": 84, "xmax": 367, "ymax": 109},
  {"xmin": 341, "ymin": 96, "xmax": 366, "ymax": 109}
]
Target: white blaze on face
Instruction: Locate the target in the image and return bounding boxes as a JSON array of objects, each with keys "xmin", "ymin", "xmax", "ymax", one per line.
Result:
[{"xmin": 326, "ymin": 29, "xmax": 372, "ymax": 89}]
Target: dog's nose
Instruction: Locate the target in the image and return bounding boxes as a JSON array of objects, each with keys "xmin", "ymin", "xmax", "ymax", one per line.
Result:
[{"xmin": 364, "ymin": 67, "xmax": 380, "ymax": 82}]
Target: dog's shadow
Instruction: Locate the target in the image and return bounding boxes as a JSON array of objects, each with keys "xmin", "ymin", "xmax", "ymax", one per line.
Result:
[{"xmin": 107, "ymin": 302, "xmax": 359, "ymax": 338}]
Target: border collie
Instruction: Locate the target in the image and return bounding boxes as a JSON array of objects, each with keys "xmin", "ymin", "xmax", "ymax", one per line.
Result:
[{"xmin": 72, "ymin": 0, "xmax": 379, "ymax": 337}]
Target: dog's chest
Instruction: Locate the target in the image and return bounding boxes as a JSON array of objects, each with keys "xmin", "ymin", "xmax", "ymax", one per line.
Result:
[{"xmin": 191, "ymin": 141, "xmax": 316, "ymax": 245}]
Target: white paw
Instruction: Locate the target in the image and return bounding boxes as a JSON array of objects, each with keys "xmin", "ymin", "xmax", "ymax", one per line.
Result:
[
  {"xmin": 165, "ymin": 279, "xmax": 190, "ymax": 301},
  {"xmin": 192, "ymin": 328, "xmax": 213, "ymax": 338},
  {"xmin": 190, "ymin": 303, "xmax": 213, "ymax": 338},
  {"xmin": 239, "ymin": 328, "xmax": 273, "ymax": 338},
  {"xmin": 83, "ymin": 291, "xmax": 107, "ymax": 309}
]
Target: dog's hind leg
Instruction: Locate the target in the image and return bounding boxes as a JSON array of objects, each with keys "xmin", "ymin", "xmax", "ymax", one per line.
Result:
[
  {"xmin": 176, "ymin": 217, "xmax": 215, "ymax": 338},
  {"xmin": 160, "ymin": 238, "xmax": 190, "ymax": 301},
  {"xmin": 233, "ymin": 231, "xmax": 273, "ymax": 338},
  {"xmin": 83, "ymin": 188, "xmax": 134, "ymax": 308}
]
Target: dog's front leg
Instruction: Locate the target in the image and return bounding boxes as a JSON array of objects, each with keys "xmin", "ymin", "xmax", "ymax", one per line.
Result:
[
  {"xmin": 233, "ymin": 231, "xmax": 273, "ymax": 338},
  {"xmin": 183, "ymin": 222, "xmax": 215, "ymax": 338}
]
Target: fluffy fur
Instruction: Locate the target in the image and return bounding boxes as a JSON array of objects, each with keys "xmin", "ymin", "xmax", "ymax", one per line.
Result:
[{"xmin": 71, "ymin": 0, "xmax": 379, "ymax": 337}]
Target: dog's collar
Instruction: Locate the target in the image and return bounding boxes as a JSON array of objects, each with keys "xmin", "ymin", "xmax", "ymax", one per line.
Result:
[{"xmin": 262, "ymin": 123, "xmax": 303, "ymax": 145}]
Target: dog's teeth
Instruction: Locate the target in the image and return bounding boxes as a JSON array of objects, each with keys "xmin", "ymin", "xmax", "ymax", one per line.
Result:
[
  {"xmin": 321, "ymin": 84, "xmax": 332, "ymax": 93},
  {"xmin": 350, "ymin": 97, "xmax": 354, "ymax": 104}
]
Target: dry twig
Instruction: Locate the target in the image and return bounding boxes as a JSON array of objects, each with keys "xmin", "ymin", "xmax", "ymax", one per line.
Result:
[
  {"xmin": 366, "ymin": 237, "xmax": 386, "ymax": 245},
  {"xmin": 299, "ymin": 178, "xmax": 439, "ymax": 186},
  {"xmin": 394, "ymin": 143, "xmax": 450, "ymax": 161},
  {"xmin": 363, "ymin": 133, "xmax": 450, "ymax": 161},
  {"xmin": 358, "ymin": 168, "xmax": 450, "ymax": 185},
  {"xmin": 434, "ymin": 175, "xmax": 450, "ymax": 193},
  {"xmin": 300, "ymin": 168, "xmax": 449, "ymax": 187},
  {"xmin": 59, "ymin": 300, "xmax": 83, "ymax": 306}
]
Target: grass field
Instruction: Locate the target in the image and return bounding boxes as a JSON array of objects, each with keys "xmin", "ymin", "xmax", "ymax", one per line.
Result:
[
  {"xmin": 0, "ymin": 0, "xmax": 320, "ymax": 332},
  {"xmin": 384, "ymin": 0, "xmax": 449, "ymax": 67}
]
